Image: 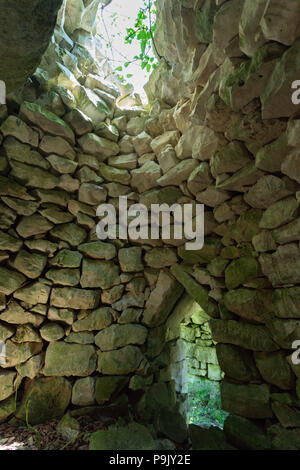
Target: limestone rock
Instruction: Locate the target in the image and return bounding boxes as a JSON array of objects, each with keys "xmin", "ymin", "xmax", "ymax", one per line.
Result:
[
  {"xmin": 50, "ymin": 287, "xmax": 100, "ymax": 310},
  {"xmin": 231, "ymin": 209, "xmax": 262, "ymax": 243},
  {"xmin": 56, "ymin": 412, "xmax": 80, "ymax": 441},
  {"xmin": 20, "ymin": 101, "xmax": 74, "ymax": 144},
  {"xmin": 0, "ymin": 371, "xmax": 16, "ymax": 401},
  {"xmin": 0, "ymin": 322, "xmax": 14, "ymax": 342},
  {"xmin": 144, "ymin": 248, "xmax": 177, "ymax": 268},
  {"xmin": 1, "ymin": 196, "xmax": 39, "ymax": 217},
  {"xmin": 64, "ymin": 331, "xmax": 94, "ymax": 344},
  {"xmin": 225, "ymin": 111, "xmax": 286, "ymax": 154},
  {"xmin": 98, "ymin": 163, "xmax": 130, "ymax": 184},
  {"xmin": 151, "ymin": 131, "xmax": 181, "ymax": 156},
  {"xmin": 50, "ymin": 223, "xmax": 86, "ymax": 246},
  {"xmin": 13, "ymin": 249, "xmax": 47, "ymax": 279},
  {"xmin": 0, "ymin": 0, "xmax": 63, "ymax": 92},
  {"xmin": 260, "ymin": 197, "xmax": 298, "ymax": 230},
  {"xmin": 40, "ymin": 322, "xmax": 65, "ymax": 342},
  {"xmin": 95, "ymin": 324, "xmax": 147, "ymax": 351},
  {"xmin": 0, "ymin": 396, "xmax": 15, "ymax": 424},
  {"xmin": 220, "ymin": 43, "xmax": 284, "ymax": 111},
  {"xmin": 34, "ymin": 188, "xmax": 70, "ymax": 207},
  {"xmin": 50, "ymin": 249, "xmax": 82, "ymax": 268},
  {"xmin": 272, "ymin": 401, "xmax": 300, "ymax": 429},
  {"xmin": 210, "ymin": 319, "xmax": 279, "ymax": 351},
  {"xmin": 224, "ymin": 288, "xmax": 272, "ymax": 323},
  {"xmin": 157, "ymin": 145, "xmax": 179, "ymax": 174},
  {"xmin": 282, "ymin": 149, "xmax": 300, "ymax": 185},
  {"xmin": 0, "ymin": 202, "xmax": 16, "ymax": 229},
  {"xmin": 0, "ymin": 267, "xmax": 25, "ymax": 295},
  {"xmin": 127, "ymin": 116, "xmax": 147, "ymax": 136},
  {"xmin": 98, "ymin": 345, "xmax": 147, "ymax": 375},
  {"xmin": 2, "ymin": 340, "xmax": 39, "ymax": 368},
  {"xmin": 212, "ymin": 0, "xmax": 244, "ymax": 65},
  {"xmin": 15, "ymin": 377, "xmax": 71, "ymax": 425},
  {"xmin": 108, "ymin": 153, "xmax": 137, "ymax": 170},
  {"xmin": 272, "ymin": 218, "xmax": 300, "ymax": 245},
  {"xmin": 16, "ymin": 355, "xmax": 42, "ymax": 379},
  {"xmin": 190, "ymin": 424, "xmax": 234, "ymax": 450},
  {"xmin": 118, "ymin": 247, "xmax": 143, "ymax": 273},
  {"xmin": 175, "ymin": 125, "xmax": 202, "ymax": 160},
  {"xmin": 224, "ymin": 415, "xmax": 271, "ymax": 450},
  {"xmin": 81, "ymin": 259, "xmax": 120, "ymax": 289},
  {"xmin": 221, "ymin": 381, "xmax": 272, "ymax": 419},
  {"xmin": 211, "ymin": 141, "xmax": 251, "ymax": 178},
  {"xmin": 64, "ymin": 109, "xmax": 93, "ymax": 136},
  {"xmin": 0, "ymin": 230, "xmax": 23, "ymax": 252},
  {"xmin": 73, "ymin": 86, "xmax": 113, "ymax": 127},
  {"xmin": 155, "ymin": 407, "xmax": 188, "ymax": 444},
  {"xmin": 40, "ymin": 135, "xmax": 74, "ymax": 158},
  {"xmin": 132, "ymin": 132, "xmax": 152, "ymax": 156},
  {"xmin": 85, "ymin": 75, "xmax": 120, "ymax": 98},
  {"xmin": 46, "ymin": 154, "xmax": 77, "ymax": 175},
  {"xmin": 10, "ymin": 161, "xmax": 59, "ymax": 190},
  {"xmin": 273, "ymin": 287, "xmax": 300, "ymax": 319},
  {"xmin": 158, "ymin": 159, "xmax": 197, "ymax": 187},
  {"xmin": 196, "ymin": 186, "xmax": 230, "ymax": 207},
  {"xmin": 78, "ymin": 133, "xmax": 119, "ymax": 159},
  {"xmin": 13, "ymin": 281, "xmax": 51, "ymax": 305},
  {"xmin": 95, "ymin": 123, "xmax": 118, "ymax": 144},
  {"xmin": 187, "ymin": 163, "xmax": 213, "ymax": 195},
  {"xmin": 225, "ymin": 256, "xmax": 258, "ymax": 290},
  {"xmin": 143, "ymin": 270, "xmax": 184, "ymax": 327},
  {"xmin": 266, "ymin": 318, "xmax": 300, "ymax": 350},
  {"xmin": 78, "ymin": 183, "xmax": 107, "ymax": 205},
  {"xmin": 195, "ymin": 0, "xmax": 218, "ymax": 43},
  {"xmin": 255, "ymin": 133, "xmax": 291, "ymax": 173},
  {"xmin": 78, "ymin": 241, "xmax": 116, "ymax": 261},
  {"xmin": 72, "ymin": 377, "xmax": 96, "ymax": 406},
  {"xmin": 119, "ymin": 135, "xmax": 134, "ymax": 154},
  {"xmin": 140, "ymin": 187, "xmax": 182, "ymax": 209},
  {"xmin": 192, "ymin": 127, "xmax": 227, "ymax": 161},
  {"xmin": 89, "ymin": 422, "xmax": 155, "ymax": 450},
  {"xmin": 13, "ymin": 324, "xmax": 41, "ymax": 343},
  {"xmin": 259, "ymin": 244, "xmax": 300, "ymax": 286},
  {"xmin": 131, "ymin": 161, "xmax": 161, "ymax": 193},
  {"xmin": 261, "ymin": 39, "xmax": 300, "ymax": 119},
  {"xmin": 43, "ymin": 342, "xmax": 96, "ymax": 377},
  {"xmin": 95, "ymin": 376, "xmax": 127, "ymax": 405},
  {"xmin": 0, "ymin": 176, "xmax": 34, "ymax": 200},
  {"xmin": 72, "ymin": 307, "xmax": 113, "ymax": 332},
  {"xmin": 1, "ymin": 116, "xmax": 39, "ymax": 147},
  {"xmin": 244, "ymin": 175, "xmax": 295, "ymax": 209},
  {"xmin": 216, "ymin": 344, "xmax": 260, "ymax": 382},
  {"xmin": 48, "ymin": 307, "xmax": 74, "ymax": 326},
  {"xmin": 254, "ymin": 351, "xmax": 295, "ymax": 390}
]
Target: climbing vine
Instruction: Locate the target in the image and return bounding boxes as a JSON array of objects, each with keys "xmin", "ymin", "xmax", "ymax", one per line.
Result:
[{"xmin": 98, "ymin": 0, "xmax": 161, "ymax": 84}]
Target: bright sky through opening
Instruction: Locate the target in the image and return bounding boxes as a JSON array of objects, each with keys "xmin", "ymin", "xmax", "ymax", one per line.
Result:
[{"xmin": 100, "ymin": 0, "xmax": 154, "ymax": 100}]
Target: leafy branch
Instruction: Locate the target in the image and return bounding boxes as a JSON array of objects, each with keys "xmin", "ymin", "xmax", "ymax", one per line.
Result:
[{"xmin": 98, "ymin": 0, "xmax": 169, "ymax": 85}]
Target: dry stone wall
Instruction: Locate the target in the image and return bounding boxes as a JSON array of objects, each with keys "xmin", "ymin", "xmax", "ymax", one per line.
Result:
[
  {"xmin": 144, "ymin": 0, "xmax": 300, "ymax": 451},
  {"xmin": 1, "ymin": 0, "xmax": 300, "ymax": 450}
]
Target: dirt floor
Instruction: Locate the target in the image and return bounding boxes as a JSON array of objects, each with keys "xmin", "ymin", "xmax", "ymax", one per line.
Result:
[{"xmin": 0, "ymin": 416, "xmax": 110, "ymax": 450}]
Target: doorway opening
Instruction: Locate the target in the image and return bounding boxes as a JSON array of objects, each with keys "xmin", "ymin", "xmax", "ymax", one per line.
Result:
[
  {"xmin": 165, "ymin": 294, "xmax": 228, "ymax": 430},
  {"xmin": 180, "ymin": 307, "xmax": 228, "ymax": 429}
]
